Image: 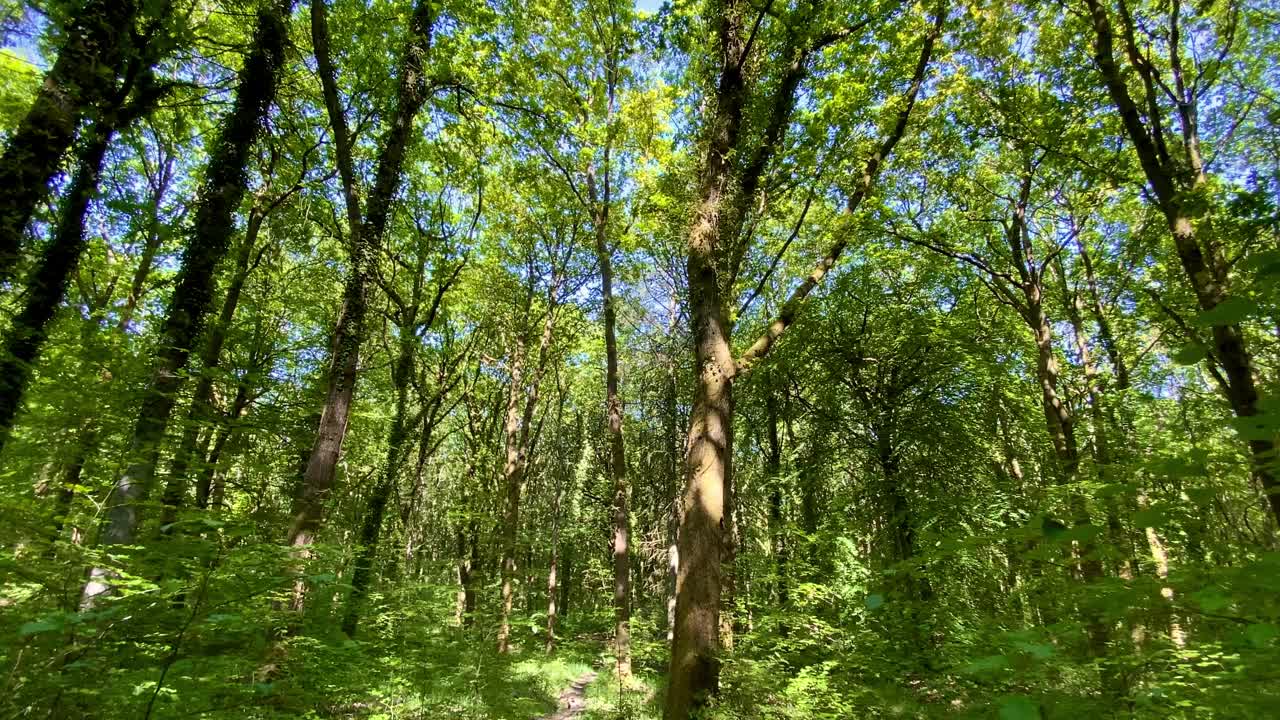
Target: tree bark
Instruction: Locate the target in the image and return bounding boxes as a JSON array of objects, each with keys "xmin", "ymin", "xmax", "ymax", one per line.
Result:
[{"xmin": 81, "ymin": 1, "xmax": 293, "ymax": 608}]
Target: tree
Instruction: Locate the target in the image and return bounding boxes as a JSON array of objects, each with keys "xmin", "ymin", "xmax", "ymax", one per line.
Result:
[
  {"xmin": 286, "ymin": 0, "xmax": 436, "ymax": 613},
  {"xmin": 82, "ymin": 0, "xmax": 294, "ymax": 606}
]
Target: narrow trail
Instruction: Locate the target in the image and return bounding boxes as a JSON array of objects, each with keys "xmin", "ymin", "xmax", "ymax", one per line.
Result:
[{"xmin": 542, "ymin": 668, "xmax": 598, "ymax": 720}]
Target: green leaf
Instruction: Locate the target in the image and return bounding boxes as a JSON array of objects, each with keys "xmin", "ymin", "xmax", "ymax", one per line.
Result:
[
  {"xmin": 865, "ymin": 593, "xmax": 884, "ymax": 610},
  {"xmin": 1132, "ymin": 507, "xmax": 1165, "ymax": 527},
  {"xmin": 1041, "ymin": 516, "xmax": 1068, "ymax": 540},
  {"xmin": 1228, "ymin": 415, "xmax": 1280, "ymax": 442},
  {"xmin": 998, "ymin": 695, "xmax": 1041, "ymax": 720},
  {"xmin": 962, "ymin": 654, "xmax": 1009, "ymax": 674},
  {"xmin": 1245, "ymin": 623, "xmax": 1278, "ymax": 648},
  {"xmin": 1243, "ymin": 249, "xmax": 1280, "ymax": 277},
  {"xmin": 1190, "ymin": 588, "xmax": 1231, "ymax": 613},
  {"xmin": 18, "ymin": 619, "xmax": 61, "ymax": 636},
  {"xmin": 1015, "ymin": 641, "xmax": 1055, "ymax": 660},
  {"xmin": 1193, "ymin": 296, "xmax": 1255, "ymax": 327},
  {"xmin": 1171, "ymin": 345, "xmax": 1208, "ymax": 366}
]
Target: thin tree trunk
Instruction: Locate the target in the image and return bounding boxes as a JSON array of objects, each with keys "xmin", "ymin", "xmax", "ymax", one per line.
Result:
[
  {"xmin": 117, "ymin": 153, "xmax": 176, "ymax": 332},
  {"xmin": 588, "ymin": 167, "xmax": 632, "ymax": 676},
  {"xmin": 287, "ymin": 0, "xmax": 435, "ymax": 612},
  {"xmin": 498, "ymin": 293, "xmax": 557, "ymax": 653},
  {"xmin": 161, "ymin": 212, "xmax": 264, "ymax": 526},
  {"xmin": 764, "ymin": 388, "xmax": 788, "ymax": 615},
  {"xmin": 546, "ymin": 492, "xmax": 560, "ymax": 652},
  {"xmin": 1002, "ymin": 177, "xmax": 1112, "ymax": 686},
  {"xmin": 341, "ymin": 262, "xmax": 431, "ymax": 635},
  {"xmin": 82, "ymin": 1, "xmax": 292, "ymax": 608},
  {"xmin": 194, "ymin": 384, "xmax": 249, "ymax": 510},
  {"xmin": 663, "ymin": 299, "xmax": 681, "ymax": 642},
  {"xmin": 1085, "ymin": 0, "xmax": 1280, "ymax": 524}
]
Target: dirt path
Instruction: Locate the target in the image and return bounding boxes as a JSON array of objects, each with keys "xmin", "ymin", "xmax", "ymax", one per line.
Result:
[{"xmin": 542, "ymin": 668, "xmax": 598, "ymax": 720}]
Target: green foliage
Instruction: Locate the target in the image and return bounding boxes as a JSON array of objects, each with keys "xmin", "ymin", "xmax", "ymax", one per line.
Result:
[{"xmin": 1, "ymin": 0, "xmax": 1279, "ymax": 718}]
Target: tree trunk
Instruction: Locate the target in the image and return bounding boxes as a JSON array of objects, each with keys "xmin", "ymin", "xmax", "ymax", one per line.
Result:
[
  {"xmin": 1085, "ymin": 0, "xmax": 1280, "ymax": 524},
  {"xmin": 498, "ymin": 281, "xmax": 558, "ymax": 652},
  {"xmin": 1007, "ymin": 203, "xmax": 1112, "ymax": 685},
  {"xmin": 342, "ymin": 268, "xmax": 426, "ymax": 635},
  {"xmin": 287, "ymin": 0, "xmax": 435, "ymax": 611},
  {"xmin": 546, "ymin": 494, "xmax": 559, "ymax": 652},
  {"xmin": 194, "ymin": 384, "xmax": 249, "ymax": 510},
  {"xmin": 161, "ymin": 211, "xmax": 264, "ymax": 527},
  {"xmin": 0, "ymin": 0, "xmax": 139, "ymax": 281},
  {"xmin": 497, "ymin": 349, "xmax": 528, "ymax": 654},
  {"xmin": 82, "ymin": 1, "xmax": 292, "ymax": 608},
  {"xmin": 664, "ymin": 0, "xmax": 747, "ymax": 709},
  {"xmin": 664, "ymin": 299, "xmax": 681, "ymax": 642},
  {"xmin": 117, "ymin": 152, "xmax": 176, "ymax": 332},
  {"xmin": 0, "ymin": 124, "xmax": 115, "ymax": 453},
  {"xmin": 591, "ymin": 181, "xmax": 632, "ymax": 676},
  {"xmin": 559, "ymin": 546, "xmax": 572, "ymax": 620},
  {"xmin": 764, "ymin": 388, "xmax": 788, "ymax": 618}
]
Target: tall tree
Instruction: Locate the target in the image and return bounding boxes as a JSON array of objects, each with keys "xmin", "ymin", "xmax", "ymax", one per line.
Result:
[
  {"xmin": 286, "ymin": 0, "xmax": 436, "ymax": 611},
  {"xmin": 665, "ymin": 2, "xmax": 941, "ymax": 712},
  {"xmin": 82, "ymin": 0, "xmax": 294, "ymax": 606},
  {"xmin": 1082, "ymin": 0, "xmax": 1280, "ymax": 523}
]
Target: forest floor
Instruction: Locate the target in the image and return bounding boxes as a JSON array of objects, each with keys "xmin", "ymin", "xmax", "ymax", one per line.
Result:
[{"xmin": 541, "ymin": 667, "xmax": 598, "ymax": 719}]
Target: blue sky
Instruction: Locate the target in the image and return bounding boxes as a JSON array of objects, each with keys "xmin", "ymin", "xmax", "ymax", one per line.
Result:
[{"xmin": 634, "ymin": 0, "xmax": 664, "ymax": 13}]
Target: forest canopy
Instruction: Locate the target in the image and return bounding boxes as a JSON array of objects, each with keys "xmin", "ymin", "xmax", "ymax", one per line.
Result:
[{"xmin": 0, "ymin": 0, "xmax": 1278, "ymax": 718}]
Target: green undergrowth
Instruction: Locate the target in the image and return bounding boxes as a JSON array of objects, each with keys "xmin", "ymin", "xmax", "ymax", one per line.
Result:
[{"xmin": 1, "ymin": 551, "xmax": 607, "ymax": 719}]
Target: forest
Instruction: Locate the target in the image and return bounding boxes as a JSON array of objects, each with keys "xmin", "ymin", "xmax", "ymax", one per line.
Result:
[{"xmin": 0, "ymin": 0, "xmax": 1277, "ymax": 717}]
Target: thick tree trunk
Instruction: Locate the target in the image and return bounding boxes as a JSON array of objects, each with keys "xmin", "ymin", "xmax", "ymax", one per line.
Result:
[
  {"xmin": 81, "ymin": 1, "xmax": 292, "ymax": 608},
  {"xmin": 664, "ymin": 0, "xmax": 747, "ymax": 709},
  {"xmin": 664, "ymin": 4, "xmax": 939, "ymax": 715},
  {"xmin": 0, "ymin": 125, "xmax": 114, "ymax": 453},
  {"xmin": 668, "ymin": 280, "xmax": 734, "ymax": 714},
  {"xmin": 0, "ymin": 0, "xmax": 139, "ymax": 280}
]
